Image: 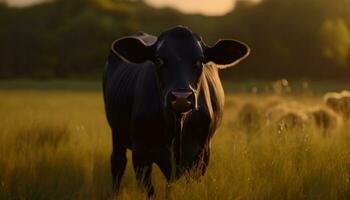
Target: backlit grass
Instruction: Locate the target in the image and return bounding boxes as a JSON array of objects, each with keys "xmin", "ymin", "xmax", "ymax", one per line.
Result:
[{"xmin": 1, "ymin": 86, "xmax": 350, "ymax": 199}]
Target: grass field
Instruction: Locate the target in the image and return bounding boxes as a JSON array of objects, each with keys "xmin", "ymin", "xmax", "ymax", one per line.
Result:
[{"xmin": 1, "ymin": 81, "xmax": 350, "ymax": 200}]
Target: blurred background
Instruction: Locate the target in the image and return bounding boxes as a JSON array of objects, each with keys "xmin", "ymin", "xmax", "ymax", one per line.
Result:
[
  {"xmin": 1, "ymin": 0, "xmax": 350, "ymax": 81},
  {"xmin": 3, "ymin": 2, "xmax": 350, "ymax": 199}
]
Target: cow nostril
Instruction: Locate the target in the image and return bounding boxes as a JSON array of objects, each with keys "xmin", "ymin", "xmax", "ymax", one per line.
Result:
[
  {"xmin": 187, "ymin": 93, "xmax": 194, "ymax": 103},
  {"xmin": 168, "ymin": 90, "xmax": 195, "ymax": 113},
  {"xmin": 169, "ymin": 92, "xmax": 177, "ymax": 103}
]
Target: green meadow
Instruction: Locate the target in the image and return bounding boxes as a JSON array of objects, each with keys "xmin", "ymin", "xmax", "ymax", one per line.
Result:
[{"xmin": 1, "ymin": 81, "xmax": 350, "ymax": 200}]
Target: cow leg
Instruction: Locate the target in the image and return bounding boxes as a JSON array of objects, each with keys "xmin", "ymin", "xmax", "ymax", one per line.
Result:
[
  {"xmin": 155, "ymin": 158, "xmax": 176, "ymax": 199},
  {"xmin": 132, "ymin": 152, "xmax": 155, "ymax": 197},
  {"xmin": 111, "ymin": 145, "xmax": 127, "ymax": 194}
]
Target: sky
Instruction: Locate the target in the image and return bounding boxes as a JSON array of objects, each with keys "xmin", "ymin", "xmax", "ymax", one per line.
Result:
[
  {"xmin": 4, "ymin": 0, "xmax": 260, "ymax": 16},
  {"xmin": 145, "ymin": 0, "xmax": 261, "ymax": 16},
  {"xmin": 145, "ymin": 0, "xmax": 234, "ymax": 16}
]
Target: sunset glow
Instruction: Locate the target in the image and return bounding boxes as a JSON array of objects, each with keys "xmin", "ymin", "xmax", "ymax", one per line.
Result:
[
  {"xmin": 145, "ymin": 0, "xmax": 234, "ymax": 16},
  {"xmin": 5, "ymin": 0, "xmax": 261, "ymax": 16},
  {"xmin": 5, "ymin": 0, "xmax": 46, "ymax": 7}
]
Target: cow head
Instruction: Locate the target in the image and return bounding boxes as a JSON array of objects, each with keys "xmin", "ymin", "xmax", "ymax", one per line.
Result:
[{"xmin": 111, "ymin": 26, "xmax": 250, "ymax": 114}]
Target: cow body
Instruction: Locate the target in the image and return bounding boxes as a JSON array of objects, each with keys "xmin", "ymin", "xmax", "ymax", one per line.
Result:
[{"xmin": 103, "ymin": 26, "xmax": 249, "ymax": 196}]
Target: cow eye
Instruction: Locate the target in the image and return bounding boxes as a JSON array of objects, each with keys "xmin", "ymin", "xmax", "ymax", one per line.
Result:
[{"xmin": 155, "ymin": 57, "xmax": 164, "ymax": 66}]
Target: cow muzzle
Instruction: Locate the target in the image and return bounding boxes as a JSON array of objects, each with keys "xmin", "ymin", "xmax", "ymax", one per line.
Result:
[{"xmin": 167, "ymin": 89, "xmax": 195, "ymax": 113}]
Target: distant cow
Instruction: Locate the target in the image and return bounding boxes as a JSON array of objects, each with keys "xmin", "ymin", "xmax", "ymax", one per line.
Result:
[
  {"xmin": 103, "ymin": 26, "xmax": 250, "ymax": 196},
  {"xmin": 324, "ymin": 91, "xmax": 350, "ymax": 117}
]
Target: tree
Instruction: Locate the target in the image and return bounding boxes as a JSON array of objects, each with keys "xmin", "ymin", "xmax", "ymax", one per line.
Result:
[{"xmin": 319, "ymin": 18, "xmax": 350, "ymax": 68}]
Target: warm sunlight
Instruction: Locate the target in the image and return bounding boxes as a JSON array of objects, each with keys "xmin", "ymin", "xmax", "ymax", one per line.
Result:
[
  {"xmin": 2, "ymin": 0, "xmax": 350, "ymax": 199},
  {"xmin": 145, "ymin": 0, "xmax": 261, "ymax": 15},
  {"xmin": 4, "ymin": 0, "xmax": 45, "ymax": 7},
  {"xmin": 5, "ymin": 0, "xmax": 261, "ymax": 15},
  {"xmin": 145, "ymin": 0, "xmax": 234, "ymax": 16}
]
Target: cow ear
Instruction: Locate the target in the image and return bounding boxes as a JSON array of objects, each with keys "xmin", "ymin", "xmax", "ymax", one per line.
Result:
[
  {"xmin": 204, "ymin": 39, "xmax": 250, "ymax": 69},
  {"xmin": 111, "ymin": 37, "xmax": 155, "ymax": 63}
]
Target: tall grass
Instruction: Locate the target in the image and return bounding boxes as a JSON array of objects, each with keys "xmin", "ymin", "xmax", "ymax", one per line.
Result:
[{"xmin": 1, "ymin": 89, "xmax": 350, "ymax": 199}]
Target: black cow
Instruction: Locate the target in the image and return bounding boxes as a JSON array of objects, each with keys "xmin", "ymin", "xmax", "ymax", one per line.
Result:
[{"xmin": 103, "ymin": 26, "xmax": 250, "ymax": 196}]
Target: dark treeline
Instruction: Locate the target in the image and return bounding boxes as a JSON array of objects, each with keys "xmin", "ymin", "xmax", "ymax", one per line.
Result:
[{"xmin": 1, "ymin": 0, "xmax": 350, "ymax": 80}]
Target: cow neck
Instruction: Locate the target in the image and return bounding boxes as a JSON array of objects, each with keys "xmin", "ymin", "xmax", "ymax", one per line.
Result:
[{"xmin": 173, "ymin": 112, "xmax": 189, "ymax": 164}]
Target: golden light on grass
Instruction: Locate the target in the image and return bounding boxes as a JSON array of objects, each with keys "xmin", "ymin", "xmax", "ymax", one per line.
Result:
[{"xmin": 1, "ymin": 87, "xmax": 350, "ymax": 199}]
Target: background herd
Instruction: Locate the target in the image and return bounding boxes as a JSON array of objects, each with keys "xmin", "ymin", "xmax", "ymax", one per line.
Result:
[{"xmin": 233, "ymin": 82, "xmax": 350, "ymax": 137}]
